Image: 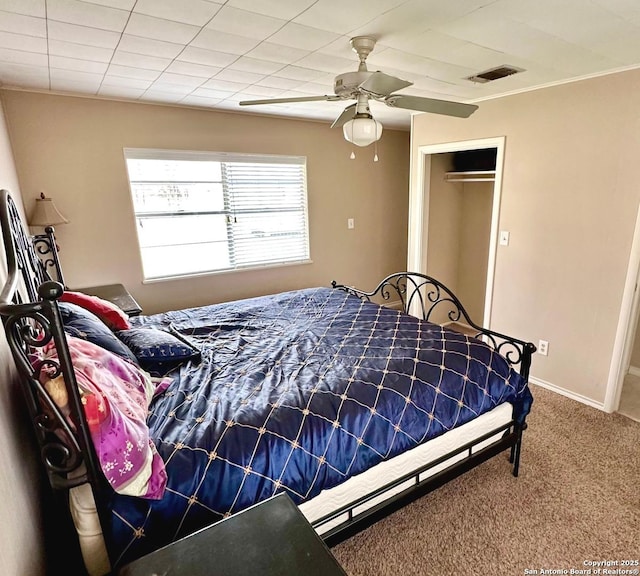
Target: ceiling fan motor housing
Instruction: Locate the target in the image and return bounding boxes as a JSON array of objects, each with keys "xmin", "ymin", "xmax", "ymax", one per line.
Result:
[{"xmin": 334, "ymin": 71, "xmax": 374, "ymax": 97}]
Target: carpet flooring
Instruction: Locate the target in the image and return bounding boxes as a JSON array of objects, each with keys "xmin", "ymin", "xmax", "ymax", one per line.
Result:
[{"xmin": 332, "ymin": 386, "xmax": 640, "ymax": 576}]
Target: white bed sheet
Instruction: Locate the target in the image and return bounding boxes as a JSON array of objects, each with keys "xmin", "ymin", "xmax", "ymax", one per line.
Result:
[{"xmin": 71, "ymin": 402, "xmax": 513, "ymax": 575}]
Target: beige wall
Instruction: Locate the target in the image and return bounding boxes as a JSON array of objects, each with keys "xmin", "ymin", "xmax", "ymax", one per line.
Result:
[
  {"xmin": 457, "ymin": 181, "xmax": 493, "ymax": 324},
  {"xmin": 0, "ymin": 99, "xmax": 47, "ymax": 575},
  {"xmin": 426, "ymin": 153, "xmax": 461, "ymax": 292},
  {"xmin": 2, "ymin": 91, "xmax": 409, "ymax": 315},
  {"xmin": 411, "ymin": 68, "xmax": 640, "ymax": 404},
  {"xmin": 426, "ymin": 153, "xmax": 492, "ymax": 324}
]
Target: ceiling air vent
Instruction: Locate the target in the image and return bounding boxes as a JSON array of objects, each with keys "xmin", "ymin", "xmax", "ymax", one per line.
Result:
[{"xmin": 466, "ymin": 65, "xmax": 524, "ymax": 84}]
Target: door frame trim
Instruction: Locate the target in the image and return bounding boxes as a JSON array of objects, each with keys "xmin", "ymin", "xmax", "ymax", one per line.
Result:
[
  {"xmin": 408, "ymin": 136, "xmax": 505, "ymax": 328},
  {"xmin": 604, "ymin": 201, "xmax": 640, "ymax": 412}
]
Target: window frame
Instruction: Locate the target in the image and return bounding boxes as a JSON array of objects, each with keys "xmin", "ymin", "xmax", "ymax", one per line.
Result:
[{"xmin": 123, "ymin": 148, "xmax": 312, "ymax": 282}]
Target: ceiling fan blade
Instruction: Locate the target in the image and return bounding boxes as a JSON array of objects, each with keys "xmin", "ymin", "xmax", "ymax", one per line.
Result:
[
  {"xmin": 239, "ymin": 95, "xmax": 339, "ymax": 106},
  {"xmin": 330, "ymin": 103, "xmax": 357, "ymax": 128},
  {"xmin": 385, "ymin": 94, "xmax": 478, "ymax": 118},
  {"xmin": 359, "ymin": 72, "xmax": 412, "ymax": 96}
]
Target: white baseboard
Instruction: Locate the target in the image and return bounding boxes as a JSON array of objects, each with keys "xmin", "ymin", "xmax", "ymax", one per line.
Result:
[
  {"xmin": 529, "ymin": 376, "xmax": 606, "ymax": 412},
  {"xmin": 383, "ymin": 300, "xmax": 403, "ymax": 310},
  {"xmin": 628, "ymin": 365, "xmax": 640, "ymax": 378}
]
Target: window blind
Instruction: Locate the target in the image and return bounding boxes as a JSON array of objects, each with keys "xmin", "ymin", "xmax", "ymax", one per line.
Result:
[{"xmin": 124, "ymin": 150, "xmax": 309, "ymax": 280}]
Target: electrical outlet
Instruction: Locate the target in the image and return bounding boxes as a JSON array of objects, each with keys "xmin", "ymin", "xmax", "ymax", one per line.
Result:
[
  {"xmin": 347, "ymin": 218, "xmax": 355, "ymax": 229},
  {"xmin": 538, "ymin": 340, "xmax": 549, "ymax": 356}
]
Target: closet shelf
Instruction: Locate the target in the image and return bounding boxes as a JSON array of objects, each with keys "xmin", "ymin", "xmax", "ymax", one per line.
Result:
[{"xmin": 445, "ymin": 170, "xmax": 496, "ymax": 183}]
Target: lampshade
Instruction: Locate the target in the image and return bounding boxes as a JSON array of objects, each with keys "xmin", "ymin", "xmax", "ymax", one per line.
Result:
[
  {"xmin": 29, "ymin": 194, "xmax": 69, "ymax": 227},
  {"xmin": 343, "ymin": 117, "xmax": 383, "ymax": 147}
]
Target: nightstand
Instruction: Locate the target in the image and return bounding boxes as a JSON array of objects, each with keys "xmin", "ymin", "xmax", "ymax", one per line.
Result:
[
  {"xmin": 74, "ymin": 283, "xmax": 142, "ymax": 316},
  {"xmin": 117, "ymin": 493, "xmax": 347, "ymax": 576}
]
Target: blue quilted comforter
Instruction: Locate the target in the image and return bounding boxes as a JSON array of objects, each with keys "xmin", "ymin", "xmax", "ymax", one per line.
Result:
[{"xmin": 109, "ymin": 287, "xmax": 532, "ymax": 566}]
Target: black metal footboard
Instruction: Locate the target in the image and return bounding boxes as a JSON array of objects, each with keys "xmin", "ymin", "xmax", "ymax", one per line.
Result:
[{"xmin": 326, "ymin": 272, "xmax": 536, "ymax": 546}]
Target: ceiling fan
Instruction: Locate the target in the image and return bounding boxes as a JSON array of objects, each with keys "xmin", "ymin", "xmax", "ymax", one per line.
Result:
[{"xmin": 239, "ymin": 36, "xmax": 478, "ymax": 149}]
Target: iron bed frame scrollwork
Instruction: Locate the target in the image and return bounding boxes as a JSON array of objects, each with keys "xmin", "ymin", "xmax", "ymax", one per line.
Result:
[{"xmin": 0, "ymin": 188, "xmax": 535, "ymax": 571}]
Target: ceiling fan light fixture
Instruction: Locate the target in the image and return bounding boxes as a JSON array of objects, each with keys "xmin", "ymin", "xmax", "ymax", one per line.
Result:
[{"xmin": 343, "ymin": 116, "xmax": 383, "ymax": 147}]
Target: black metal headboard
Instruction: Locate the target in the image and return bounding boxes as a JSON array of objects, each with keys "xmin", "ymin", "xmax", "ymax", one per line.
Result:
[
  {"xmin": 0, "ymin": 190, "xmax": 113, "ymax": 559},
  {"xmin": 332, "ymin": 273, "xmax": 536, "ymax": 382}
]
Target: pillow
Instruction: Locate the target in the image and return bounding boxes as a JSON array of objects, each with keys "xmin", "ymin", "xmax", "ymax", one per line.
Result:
[
  {"xmin": 116, "ymin": 327, "xmax": 200, "ymax": 374},
  {"xmin": 58, "ymin": 302, "xmax": 138, "ymax": 365},
  {"xmin": 60, "ymin": 291, "xmax": 131, "ymax": 331},
  {"xmin": 35, "ymin": 336, "xmax": 167, "ymax": 499}
]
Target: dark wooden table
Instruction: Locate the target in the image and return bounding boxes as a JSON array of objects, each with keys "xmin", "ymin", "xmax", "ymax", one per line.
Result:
[
  {"xmin": 75, "ymin": 283, "xmax": 142, "ymax": 316},
  {"xmin": 117, "ymin": 493, "xmax": 347, "ymax": 576}
]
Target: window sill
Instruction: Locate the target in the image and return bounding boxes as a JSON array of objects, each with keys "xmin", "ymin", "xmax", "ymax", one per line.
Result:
[{"xmin": 142, "ymin": 259, "xmax": 313, "ymax": 284}]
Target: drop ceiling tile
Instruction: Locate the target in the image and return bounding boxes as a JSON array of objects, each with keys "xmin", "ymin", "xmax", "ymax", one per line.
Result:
[
  {"xmin": 134, "ymin": 0, "xmax": 222, "ymax": 27},
  {"xmin": 118, "ymin": 34, "xmax": 185, "ymax": 59},
  {"xmin": 0, "ymin": 31, "xmax": 46, "ymax": 53},
  {"xmin": 293, "ymin": 52, "xmax": 354, "ymax": 73},
  {"xmin": 273, "ymin": 65, "xmax": 327, "ymax": 82},
  {"xmin": 228, "ymin": 56, "xmax": 283, "ymax": 75},
  {"xmin": 142, "ymin": 90, "xmax": 184, "ymax": 103},
  {"xmin": 0, "ymin": 11, "xmax": 46, "ymax": 37},
  {"xmin": 245, "ymin": 42, "xmax": 310, "ymax": 65},
  {"xmin": 200, "ymin": 77, "xmax": 246, "ymax": 91},
  {"xmin": 50, "ymin": 77, "xmax": 100, "ymax": 93},
  {"xmin": 205, "ymin": 6, "xmax": 285, "ymax": 40},
  {"xmin": 80, "ymin": 0, "xmax": 136, "ymax": 10},
  {"xmin": 589, "ymin": 30, "xmax": 640, "ymax": 65},
  {"xmin": 0, "ymin": 46, "xmax": 47, "ymax": 66},
  {"xmin": 180, "ymin": 94, "xmax": 223, "ymax": 107},
  {"xmin": 316, "ymin": 36, "xmax": 362, "ymax": 60},
  {"xmin": 211, "ymin": 99, "xmax": 241, "ymax": 110},
  {"xmin": 111, "ymin": 51, "xmax": 172, "ymax": 71},
  {"xmin": 592, "ymin": 0, "xmax": 640, "ymax": 23},
  {"xmin": 268, "ymin": 23, "xmax": 341, "ymax": 51},
  {"xmin": 147, "ymin": 82, "xmax": 195, "ymax": 95},
  {"xmin": 214, "ymin": 68, "xmax": 265, "ymax": 84},
  {"xmin": 49, "ymin": 67, "xmax": 103, "ymax": 83},
  {"xmin": 380, "ymin": 30, "xmax": 467, "ymax": 61},
  {"xmin": 191, "ymin": 86, "xmax": 235, "ymax": 98},
  {"xmin": 47, "ymin": 0, "xmax": 129, "ymax": 32},
  {"xmin": 292, "ymin": 81, "xmax": 332, "ymax": 95},
  {"xmin": 490, "ymin": 0, "xmax": 629, "ymax": 48},
  {"xmin": 48, "ymin": 39, "xmax": 114, "ymax": 62},
  {"xmin": 221, "ymin": 92, "xmax": 254, "ymax": 103},
  {"xmin": 178, "ymin": 46, "xmax": 238, "ymax": 67},
  {"xmin": 107, "ymin": 63, "xmax": 161, "ymax": 81},
  {"xmin": 165, "ymin": 60, "xmax": 221, "ymax": 78},
  {"xmin": 0, "ymin": 62, "xmax": 49, "ymax": 86},
  {"xmin": 292, "ymin": 0, "xmax": 407, "ymax": 34},
  {"xmin": 239, "ymin": 84, "xmax": 284, "ymax": 97},
  {"xmin": 226, "ymin": 0, "xmax": 315, "ymax": 20},
  {"xmin": 155, "ymin": 71, "xmax": 205, "ymax": 88},
  {"xmin": 255, "ymin": 75, "xmax": 302, "ymax": 89},
  {"xmin": 190, "ymin": 29, "xmax": 260, "ymax": 55},
  {"xmin": 47, "ymin": 21, "xmax": 121, "ymax": 48},
  {"xmin": 0, "ymin": 0, "xmax": 45, "ymax": 18},
  {"xmin": 98, "ymin": 85, "xmax": 145, "ymax": 98},
  {"xmin": 50, "ymin": 55, "xmax": 109, "ymax": 74},
  {"xmin": 101, "ymin": 75, "xmax": 153, "ymax": 89},
  {"xmin": 125, "ymin": 13, "xmax": 200, "ymax": 44},
  {"xmin": 437, "ymin": 43, "xmax": 528, "ymax": 74}
]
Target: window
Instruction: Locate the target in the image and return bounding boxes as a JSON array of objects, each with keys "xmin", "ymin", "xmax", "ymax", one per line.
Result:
[{"xmin": 124, "ymin": 149, "xmax": 310, "ymax": 280}]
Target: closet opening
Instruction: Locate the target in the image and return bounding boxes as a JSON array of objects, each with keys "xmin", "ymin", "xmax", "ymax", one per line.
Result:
[{"xmin": 408, "ymin": 137, "xmax": 505, "ymax": 331}]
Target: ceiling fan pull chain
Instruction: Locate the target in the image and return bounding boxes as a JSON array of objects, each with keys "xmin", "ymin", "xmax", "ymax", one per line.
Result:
[{"xmin": 374, "ymin": 140, "xmax": 379, "ymax": 162}]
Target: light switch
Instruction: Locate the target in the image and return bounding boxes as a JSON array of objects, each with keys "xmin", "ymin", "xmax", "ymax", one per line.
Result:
[
  {"xmin": 347, "ymin": 218, "xmax": 355, "ymax": 229},
  {"xmin": 499, "ymin": 230, "xmax": 510, "ymax": 246}
]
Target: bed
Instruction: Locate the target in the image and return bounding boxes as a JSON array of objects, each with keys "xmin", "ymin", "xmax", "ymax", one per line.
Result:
[{"xmin": 0, "ymin": 189, "xmax": 535, "ymax": 574}]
